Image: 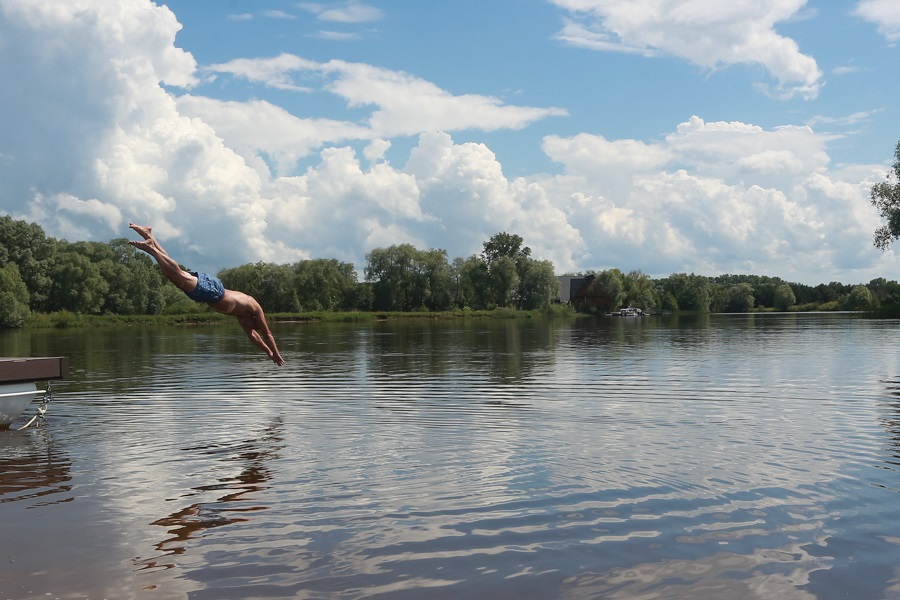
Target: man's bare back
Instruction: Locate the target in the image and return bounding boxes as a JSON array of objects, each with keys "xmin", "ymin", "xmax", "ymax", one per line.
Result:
[{"xmin": 129, "ymin": 223, "xmax": 285, "ymax": 366}]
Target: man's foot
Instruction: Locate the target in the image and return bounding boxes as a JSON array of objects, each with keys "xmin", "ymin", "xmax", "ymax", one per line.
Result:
[
  {"xmin": 128, "ymin": 239, "xmax": 157, "ymax": 254},
  {"xmin": 129, "ymin": 223, "xmax": 153, "ymax": 240}
]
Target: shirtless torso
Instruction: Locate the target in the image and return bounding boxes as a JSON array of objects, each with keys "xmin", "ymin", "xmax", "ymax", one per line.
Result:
[{"xmin": 211, "ymin": 291, "xmax": 285, "ymax": 366}]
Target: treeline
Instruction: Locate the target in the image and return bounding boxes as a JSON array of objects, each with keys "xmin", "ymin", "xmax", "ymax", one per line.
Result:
[
  {"xmin": 1, "ymin": 215, "xmax": 896, "ymax": 329},
  {"xmin": 573, "ymin": 270, "xmax": 892, "ymax": 313},
  {"xmin": 213, "ymin": 232, "xmax": 559, "ymax": 314},
  {"xmin": 0, "ymin": 218, "xmax": 559, "ymax": 327}
]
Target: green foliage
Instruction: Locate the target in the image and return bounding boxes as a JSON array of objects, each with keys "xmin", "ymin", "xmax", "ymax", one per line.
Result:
[
  {"xmin": 366, "ymin": 244, "xmax": 453, "ymax": 311},
  {"xmin": 493, "ymin": 307, "xmax": 526, "ymax": 319},
  {"xmin": 157, "ymin": 284, "xmax": 199, "ymax": 315},
  {"xmin": 293, "ymin": 258, "xmax": 359, "ymax": 311},
  {"xmin": 219, "ymin": 262, "xmax": 297, "ymax": 313},
  {"xmin": 583, "ymin": 269, "xmax": 625, "ymax": 313},
  {"xmin": 48, "ymin": 251, "xmax": 109, "ymax": 314},
  {"xmin": 658, "ymin": 273, "xmax": 711, "ymax": 312},
  {"xmin": 480, "ymin": 232, "xmax": 557, "ymax": 310},
  {"xmin": 0, "ymin": 263, "xmax": 30, "ymax": 328},
  {"xmin": 217, "ymin": 258, "xmax": 361, "ymax": 313},
  {"xmin": 69, "ymin": 238, "xmax": 166, "ymax": 314},
  {"xmin": 0, "ymin": 215, "xmax": 56, "ymax": 310},
  {"xmin": 723, "ymin": 283, "xmax": 755, "ymax": 313},
  {"xmin": 541, "ymin": 302, "xmax": 577, "ymax": 317},
  {"xmin": 50, "ymin": 310, "xmax": 84, "ymax": 328},
  {"xmin": 871, "ymin": 141, "xmax": 900, "ymax": 250},
  {"xmin": 0, "ymin": 215, "xmax": 894, "ymax": 320},
  {"xmin": 843, "ymin": 285, "xmax": 873, "ymax": 311},
  {"xmin": 489, "ymin": 255, "xmax": 519, "ymax": 308},
  {"xmin": 0, "ymin": 218, "xmax": 172, "ymax": 316},
  {"xmin": 774, "ymin": 284, "xmax": 796, "ymax": 311},
  {"xmin": 518, "ymin": 259, "xmax": 559, "ymax": 310},
  {"xmin": 481, "ymin": 231, "xmax": 530, "ymax": 266},
  {"xmin": 456, "ymin": 255, "xmax": 491, "ymax": 309},
  {"xmin": 659, "ymin": 291, "xmax": 678, "ymax": 311},
  {"xmin": 622, "ymin": 270, "xmax": 659, "ymax": 310},
  {"xmin": 866, "ymin": 277, "xmax": 900, "ymax": 305},
  {"xmin": 362, "ymin": 233, "xmax": 560, "ymax": 312}
]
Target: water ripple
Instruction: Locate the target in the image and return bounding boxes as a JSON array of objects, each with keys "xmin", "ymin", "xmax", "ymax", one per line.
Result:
[{"xmin": 4, "ymin": 316, "xmax": 900, "ymax": 599}]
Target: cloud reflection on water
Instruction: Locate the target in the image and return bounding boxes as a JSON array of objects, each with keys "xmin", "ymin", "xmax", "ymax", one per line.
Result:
[{"xmin": 4, "ymin": 316, "xmax": 900, "ymax": 598}]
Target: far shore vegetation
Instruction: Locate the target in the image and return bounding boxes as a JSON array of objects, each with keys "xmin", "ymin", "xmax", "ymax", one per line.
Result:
[
  {"xmin": 3, "ymin": 215, "xmax": 900, "ymax": 330},
  {"xmin": 23, "ymin": 305, "xmax": 579, "ymax": 329}
]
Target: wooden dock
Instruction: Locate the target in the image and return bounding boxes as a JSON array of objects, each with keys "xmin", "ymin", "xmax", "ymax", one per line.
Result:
[{"xmin": 0, "ymin": 357, "xmax": 69, "ymax": 384}]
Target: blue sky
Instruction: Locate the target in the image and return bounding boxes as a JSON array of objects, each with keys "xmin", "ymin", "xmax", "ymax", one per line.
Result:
[{"xmin": 2, "ymin": 0, "xmax": 900, "ymax": 284}]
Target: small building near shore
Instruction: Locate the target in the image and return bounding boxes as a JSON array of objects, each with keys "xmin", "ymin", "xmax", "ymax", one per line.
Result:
[
  {"xmin": 559, "ymin": 275, "xmax": 622, "ymax": 314},
  {"xmin": 557, "ymin": 276, "xmax": 589, "ymax": 304}
]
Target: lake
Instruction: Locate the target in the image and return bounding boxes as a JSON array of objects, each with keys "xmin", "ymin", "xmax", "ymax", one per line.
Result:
[{"xmin": 2, "ymin": 313, "xmax": 900, "ymax": 599}]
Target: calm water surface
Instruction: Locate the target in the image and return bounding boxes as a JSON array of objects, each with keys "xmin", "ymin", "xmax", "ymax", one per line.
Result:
[{"xmin": 2, "ymin": 314, "xmax": 900, "ymax": 599}]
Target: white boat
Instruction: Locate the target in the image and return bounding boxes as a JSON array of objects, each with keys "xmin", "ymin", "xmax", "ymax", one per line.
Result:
[
  {"xmin": 0, "ymin": 357, "xmax": 67, "ymax": 429},
  {"xmin": 0, "ymin": 382, "xmax": 42, "ymax": 427}
]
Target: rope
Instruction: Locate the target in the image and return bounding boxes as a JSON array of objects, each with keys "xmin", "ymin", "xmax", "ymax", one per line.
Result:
[{"xmin": 16, "ymin": 382, "xmax": 54, "ymax": 430}]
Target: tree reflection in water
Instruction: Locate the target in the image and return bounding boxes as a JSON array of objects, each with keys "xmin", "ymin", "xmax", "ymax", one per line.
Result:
[
  {"xmin": 881, "ymin": 379, "xmax": 900, "ymax": 465},
  {"xmin": 0, "ymin": 428, "xmax": 72, "ymax": 506}
]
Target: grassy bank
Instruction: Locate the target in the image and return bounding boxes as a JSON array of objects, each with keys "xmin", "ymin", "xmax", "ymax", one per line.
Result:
[{"xmin": 22, "ymin": 304, "xmax": 579, "ymax": 329}]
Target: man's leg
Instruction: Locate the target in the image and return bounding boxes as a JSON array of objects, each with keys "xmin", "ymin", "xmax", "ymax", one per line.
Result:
[{"xmin": 129, "ymin": 224, "xmax": 198, "ymax": 294}]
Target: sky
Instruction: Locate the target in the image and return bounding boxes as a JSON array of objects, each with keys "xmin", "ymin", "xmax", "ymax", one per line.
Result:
[{"xmin": 1, "ymin": 0, "xmax": 900, "ymax": 285}]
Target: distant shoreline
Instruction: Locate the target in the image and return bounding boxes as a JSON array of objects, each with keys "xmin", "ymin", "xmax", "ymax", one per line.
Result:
[
  {"xmin": 21, "ymin": 306, "xmax": 580, "ymax": 329},
  {"xmin": 15, "ymin": 303, "xmax": 889, "ymax": 330}
]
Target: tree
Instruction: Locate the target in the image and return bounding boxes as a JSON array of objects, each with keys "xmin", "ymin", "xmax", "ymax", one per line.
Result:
[
  {"xmin": 253, "ymin": 263, "xmax": 296, "ymax": 313},
  {"xmin": 658, "ymin": 273, "xmax": 711, "ymax": 312},
  {"xmin": 293, "ymin": 259, "xmax": 359, "ymax": 311},
  {"xmin": 481, "ymin": 232, "xmax": 530, "ymax": 266},
  {"xmin": 450, "ymin": 257, "xmax": 469, "ymax": 308},
  {"xmin": 372, "ymin": 232, "xmax": 555, "ymax": 312},
  {"xmin": 659, "ymin": 290, "xmax": 678, "ymax": 311},
  {"xmin": 481, "ymin": 232, "xmax": 561, "ymax": 310},
  {"xmin": 871, "ymin": 141, "xmax": 900, "ymax": 250},
  {"xmin": 622, "ymin": 270, "xmax": 659, "ymax": 310},
  {"xmin": 867, "ymin": 277, "xmax": 900, "ymax": 305},
  {"xmin": 219, "ymin": 262, "xmax": 297, "ymax": 313},
  {"xmin": 480, "ymin": 232, "xmax": 528, "ymax": 308},
  {"xmin": 0, "ymin": 216, "xmax": 57, "ymax": 311},
  {"xmin": 0, "ymin": 263, "xmax": 30, "ymax": 328},
  {"xmin": 419, "ymin": 249, "xmax": 454, "ymax": 311},
  {"xmin": 723, "ymin": 283, "xmax": 755, "ymax": 313},
  {"xmin": 490, "ymin": 256, "xmax": 519, "ymax": 308},
  {"xmin": 366, "ymin": 244, "xmax": 428, "ymax": 311},
  {"xmin": 582, "ymin": 269, "xmax": 625, "ymax": 313},
  {"xmin": 48, "ymin": 252, "xmax": 108, "ymax": 313},
  {"xmin": 70, "ymin": 239, "xmax": 165, "ymax": 315},
  {"xmin": 844, "ymin": 285, "xmax": 873, "ymax": 311},
  {"xmin": 774, "ymin": 284, "xmax": 796, "ymax": 311},
  {"xmin": 455, "ymin": 255, "xmax": 490, "ymax": 309},
  {"xmin": 517, "ymin": 259, "xmax": 559, "ymax": 310}
]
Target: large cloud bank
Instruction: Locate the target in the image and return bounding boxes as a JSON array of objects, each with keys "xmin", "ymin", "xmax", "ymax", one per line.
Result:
[{"xmin": 0, "ymin": 0, "xmax": 894, "ymax": 284}]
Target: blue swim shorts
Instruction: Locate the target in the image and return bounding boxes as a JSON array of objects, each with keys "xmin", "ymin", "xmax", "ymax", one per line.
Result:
[{"xmin": 186, "ymin": 272, "xmax": 225, "ymax": 303}]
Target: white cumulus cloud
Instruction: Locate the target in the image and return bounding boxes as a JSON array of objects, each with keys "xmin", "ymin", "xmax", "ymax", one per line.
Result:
[
  {"xmin": 550, "ymin": 0, "xmax": 822, "ymax": 99},
  {"xmin": 855, "ymin": 0, "xmax": 900, "ymax": 42},
  {"xmin": 205, "ymin": 55, "xmax": 569, "ymax": 137},
  {"xmin": 0, "ymin": 0, "xmax": 893, "ymax": 287}
]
